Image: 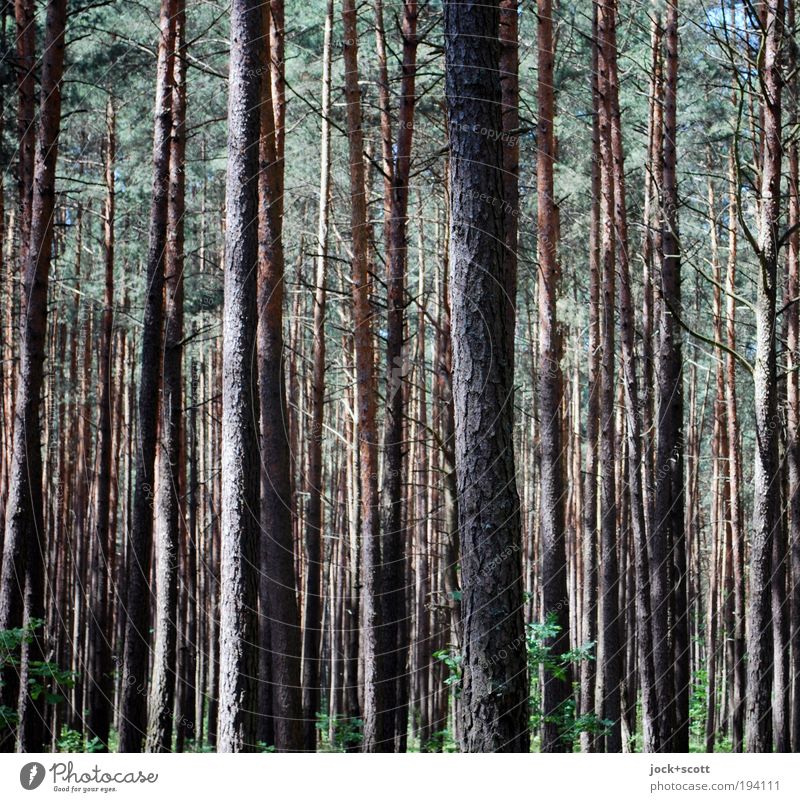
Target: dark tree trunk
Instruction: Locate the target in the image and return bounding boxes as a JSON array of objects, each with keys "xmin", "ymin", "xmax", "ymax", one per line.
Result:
[
  {"xmin": 118, "ymin": 0, "xmax": 176, "ymax": 753},
  {"xmin": 535, "ymin": 0, "xmax": 572, "ymax": 753},
  {"xmin": 86, "ymin": 97, "xmax": 116, "ymax": 751},
  {"xmin": 341, "ymin": 0, "xmax": 384, "ymax": 752},
  {"xmin": 652, "ymin": 0, "xmax": 686, "ymax": 752},
  {"xmin": 378, "ymin": 0, "xmax": 418, "ymax": 753},
  {"xmin": 444, "ymin": 0, "xmax": 528, "ymax": 753},
  {"xmin": 597, "ymin": 0, "xmax": 622, "ymax": 752},
  {"xmin": 217, "ymin": 0, "xmax": 263, "ymax": 752},
  {"xmin": 148, "ymin": 0, "xmax": 186, "ymax": 752},
  {"xmin": 0, "ymin": 0, "xmax": 66, "ymax": 753},
  {"xmin": 256, "ymin": 0, "xmax": 303, "ymax": 752},
  {"xmin": 746, "ymin": 0, "xmax": 784, "ymax": 754}
]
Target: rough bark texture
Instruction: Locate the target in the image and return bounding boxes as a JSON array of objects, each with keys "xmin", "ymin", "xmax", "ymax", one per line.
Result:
[
  {"xmin": 378, "ymin": 0, "xmax": 418, "ymax": 752},
  {"xmin": 341, "ymin": 0, "xmax": 384, "ymax": 752},
  {"xmin": 788, "ymin": 0, "xmax": 800, "ymax": 755},
  {"xmin": 597, "ymin": 0, "xmax": 622, "ymax": 752},
  {"xmin": 0, "ymin": 0, "xmax": 66, "ymax": 753},
  {"xmin": 257, "ymin": 0, "xmax": 303, "ymax": 753},
  {"xmin": 444, "ymin": 0, "xmax": 528, "ymax": 753},
  {"xmin": 148, "ymin": 0, "xmax": 186, "ymax": 752},
  {"xmin": 118, "ymin": 0, "xmax": 176, "ymax": 753},
  {"xmin": 652, "ymin": 0, "xmax": 686, "ymax": 752},
  {"xmin": 746, "ymin": 0, "xmax": 783, "ymax": 754},
  {"xmin": 535, "ymin": 0, "xmax": 572, "ymax": 753},
  {"xmin": 217, "ymin": 0, "xmax": 263, "ymax": 753},
  {"xmin": 86, "ymin": 97, "xmax": 115, "ymax": 751}
]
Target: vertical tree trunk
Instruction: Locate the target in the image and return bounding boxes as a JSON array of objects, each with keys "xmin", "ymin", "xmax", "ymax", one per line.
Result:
[
  {"xmin": 148, "ymin": 0, "xmax": 186, "ymax": 752},
  {"xmin": 581, "ymin": 5, "xmax": 601, "ymax": 752},
  {"xmin": 788, "ymin": 0, "xmax": 800, "ymax": 755},
  {"xmin": 86, "ymin": 97, "xmax": 116, "ymax": 751},
  {"xmin": 256, "ymin": 0, "xmax": 303, "ymax": 753},
  {"xmin": 597, "ymin": 0, "xmax": 622, "ymax": 752},
  {"xmin": 341, "ymin": 0, "xmax": 384, "ymax": 752},
  {"xmin": 652, "ymin": 0, "xmax": 686, "ymax": 752},
  {"xmin": 217, "ymin": 0, "xmax": 263, "ymax": 753},
  {"xmin": 535, "ymin": 0, "xmax": 572, "ymax": 753},
  {"xmin": 444, "ymin": 0, "xmax": 528, "ymax": 753},
  {"xmin": 118, "ymin": 0, "xmax": 176, "ymax": 752},
  {"xmin": 725, "ymin": 147, "xmax": 746, "ymax": 753},
  {"xmin": 377, "ymin": 0, "xmax": 418, "ymax": 753},
  {"xmin": 746, "ymin": 0, "xmax": 784, "ymax": 754},
  {"xmin": 301, "ymin": 0, "xmax": 334, "ymax": 752},
  {"xmin": 0, "ymin": 0, "xmax": 66, "ymax": 753},
  {"xmin": 606, "ymin": 0, "xmax": 658, "ymax": 751}
]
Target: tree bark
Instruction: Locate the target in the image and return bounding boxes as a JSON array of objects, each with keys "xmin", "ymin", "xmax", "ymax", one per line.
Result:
[
  {"xmin": 746, "ymin": 0, "xmax": 784, "ymax": 754},
  {"xmin": 217, "ymin": 0, "xmax": 263, "ymax": 752},
  {"xmin": 86, "ymin": 97, "xmax": 116, "ymax": 752},
  {"xmin": 341, "ymin": 0, "xmax": 384, "ymax": 752},
  {"xmin": 147, "ymin": 0, "xmax": 186, "ymax": 752},
  {"xmin": 444, "ymin": 0, "xmax": 528, "ymax": 753},
  {"xmin": 0, "ymin": 0, "xmax": 66, "ymax": 753},
  {"xmin": 118, "ymin": 0, "xmax": 176, "ymax": 752}
]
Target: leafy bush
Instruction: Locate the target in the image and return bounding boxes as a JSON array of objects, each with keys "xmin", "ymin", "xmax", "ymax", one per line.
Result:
[
  {"xmin": 315, "ymin": 711, "xmax": 363, "ymax": 752},
  {"xmin": 56, "ymin": 726, "xmax": 104, "ymax": 753},
  {"xmin": 1, "ymin": 620, "xmax": 75, "ymax": 734}
]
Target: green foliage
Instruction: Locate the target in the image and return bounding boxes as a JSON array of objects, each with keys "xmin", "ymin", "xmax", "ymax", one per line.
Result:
[
  {"xmin": 527, "ymin": 614, "xmax": 611, "ymax": 748},
  {"xmin": 315, "ymin": 712, "xmax": 363, "ymax": 752},
  {"xmin": 433, "ymin": 647, "xmax": 462, "ymax": 696},
  {"xmin": 1, "ymin": 620, "xmax": 75, "ymax": 723},
  {"xmin": 422, "ymin": 729, "xmax": 458, "ymax": 753},
  {"xmin": 56, "ymin": 726, "xmax": 104, "ymax": 753}
]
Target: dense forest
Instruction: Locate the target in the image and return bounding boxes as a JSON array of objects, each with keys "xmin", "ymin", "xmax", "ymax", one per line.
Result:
[{"xmin": 0, "ymin": 0, "xmax": 797, "ymax": 754}]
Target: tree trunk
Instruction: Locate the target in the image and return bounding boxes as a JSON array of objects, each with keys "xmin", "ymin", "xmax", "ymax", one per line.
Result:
[
  {"xmin": 217, "ymin": 0, "xmax": 263, "ymax": 752},
  {"xmin": 341, "ymin": 0, "xmax": 384, "ymax": 752},
  {"xmin": 535, "ymin": 0, "xmax": 572, "ymax": 753},
  {"xmin": 301, "ymin": 0, "xmax": 334, "ymax": 753},
  {"xmin": 0, "ymin": 0, "xmax": 66, "ymax": 752},
  {"xmin": 597, "ymin": 0, "xmax": 622, "ymax": 752},
  {"xmin": 118, "ymin": 0, "xmax": 176, "ymax": 752},
  {"xmin": 86, "ymin": 97, "xmax": 116, "ymax": 751},
  {"xmin": 148, "ymin": 0, "xmax": 186, "ymax": 751},
  {"xmin": 444, "ymin": 0, "xmax": 528, "ymax": 753},
  {"xmin": 652, "ymin": 0, "xmax": 686, "ymax": 752},
  {"xmin": 256, "ymin": 0, "xmax": 303, "ymax": 753},
  {"xmin": 606, "ymin": 0, "xmax": 658, "ymax": 751},
  {"xmin": 746, "ymin": 0, "xmax": 783, "ymax": 754}
]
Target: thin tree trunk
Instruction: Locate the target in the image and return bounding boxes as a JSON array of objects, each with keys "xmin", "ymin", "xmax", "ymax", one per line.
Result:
[
  {"xmin": 86, "ymin": 97, "xmax": 116, "ymax": 751},
  {"xmin": 606, "ymin": 0, "xmax": 658, "ymax": 752},
  {"xmin": 652, "ymin": 0, "xmax": 686, "ymax": 752},
  {"xmin": 148, "ymin": 0, "xmax": 186, "ymax": 751},
  {"xmin": 535, "ymin": 0, "xmax": 572, "ymax": 754},
  {"xmin": 301, "ymin": 0, "xmax": 334, "ymax": 753},
  {"xmin": 341, "ymin": 0, "xmax": 384, "ymax": 752},
  {"xmin": 746, "ymin": 0, "xmax": 784, "ymax": 754},
  {"xmin": 581, "ymin": 5, "xmax": 601, "ymax": 752},
  {"xmin": 0, "ymin": 0, "xmax": 66, "ymax": 753},
  {"xmin": 597, "ymin": 0, "xmax": 622, "ymax": 752},
  {"xmin": 118, "ymin": 0, "xmax": 176, "ymax": 752}
]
